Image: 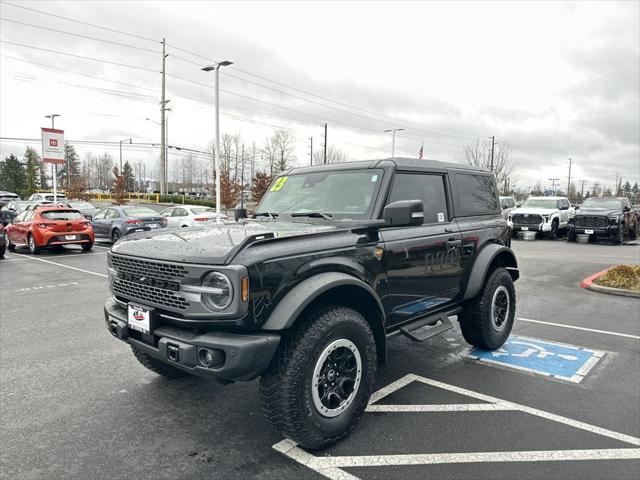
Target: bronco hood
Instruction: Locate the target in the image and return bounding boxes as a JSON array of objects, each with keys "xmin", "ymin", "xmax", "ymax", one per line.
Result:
[{"xmin": 110, "ymin": 220, "xmax": 336, "ymax": 264}]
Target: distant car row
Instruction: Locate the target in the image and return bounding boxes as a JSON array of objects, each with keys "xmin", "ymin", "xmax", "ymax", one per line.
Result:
[
  {"xmin": 2, "ymin": 203, "xmax": 230, "ymax": 254},
  {"xmin": 505, "ymin": 196, "xmax": 638, "ymax": 244}
]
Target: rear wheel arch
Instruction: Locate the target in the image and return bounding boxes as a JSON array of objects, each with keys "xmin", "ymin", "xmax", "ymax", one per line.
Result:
[
  {"xmin": 464, "ymin": 244, "xmax": 518, "ymax": 300},
  {"xmin": 262, "ymin": 273, "xmax": 387, "ymax": 365}
]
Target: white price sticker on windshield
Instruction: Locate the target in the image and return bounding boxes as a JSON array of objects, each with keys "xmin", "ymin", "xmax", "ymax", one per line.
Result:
[{"xmin": 371, "ymin": 175, "xmax": 378, "ymax": 182}]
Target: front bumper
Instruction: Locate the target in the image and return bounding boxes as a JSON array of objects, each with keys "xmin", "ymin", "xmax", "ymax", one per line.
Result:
[
  {"xmin": 569, "ymin": 224, "xmax": 617, "ymax": 237},
  {"xmin": 104, "ymin": 297, "xmax": 280, "ymax": 381}
]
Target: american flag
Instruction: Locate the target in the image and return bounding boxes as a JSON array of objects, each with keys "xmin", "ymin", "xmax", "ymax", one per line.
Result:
[{"xmin": 418, "ymin": 143, "xmax": 424, "ymax": 160}]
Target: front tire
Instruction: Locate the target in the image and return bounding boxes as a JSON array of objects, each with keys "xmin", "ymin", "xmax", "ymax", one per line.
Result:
[
  {"xmin": 28, "ymin": 234, "xmax": 41, "ymax": 254},
  {"xmin": 131, "ymin": 346, "xmax": 188, "ymax": 379},
  {"xmin": 6, "ymin": 233, "xmax": 14, "ymax": 251},
  {"xmin": 547, "ymin": 220, "xmax": 559, "ymax": 240},
  {"xmin": 567, "ymin": 230, "xmax": 577, "ymax": 242},
  {"xmin": 613, "ymin": 224, "xmax": 624, "ymax": 245},
  {"xmin": 459, "ymin": 267, "xmax": 516, "ymax": 350},
  {"xmin": 260, "ymin": 306, "xmax": 377, "ymax": 450}
]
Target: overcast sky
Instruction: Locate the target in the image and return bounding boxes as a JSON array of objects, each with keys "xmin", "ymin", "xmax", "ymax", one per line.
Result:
[{"xmin": 1, "ymin": 0, "xmax": 638, "ymax": 191}]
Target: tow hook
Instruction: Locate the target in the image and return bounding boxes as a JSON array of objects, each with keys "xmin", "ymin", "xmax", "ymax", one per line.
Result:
[{"xmin": 167, "ymin": 343, "xmax": 180, "ymax": 362}]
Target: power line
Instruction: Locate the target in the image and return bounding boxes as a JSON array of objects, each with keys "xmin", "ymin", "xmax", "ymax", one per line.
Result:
[
  {"xmin": 0, "ymin": 40, "xmax": 159, "ymax": 73},
  {"xmin": 0, "ymin": 17, "xmax": 159, "ymax": 53},
  {"xmin": 0, "ymin": 0, "xmax": 159, "ymax": 44}
]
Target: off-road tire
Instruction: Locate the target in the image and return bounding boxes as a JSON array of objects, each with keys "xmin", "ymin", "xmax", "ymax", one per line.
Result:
[
  {"xmin": 567, "ymin": 230, "xmax": 577, "ymax": 242},
  {"xmin": 111, "ymin": 229, "xmax": 121, "ymax": 243},
  {"xmin": 260, "ymin": 306, "xmax": 377, "ymax": 450},
  {"xmin": 131, "ymin": 346, "xmax": 189, "ymax": 379},
  {"xmin": 613, "ymin": 224, "xmax": 624, "ymax": 245},
  {"xmin": 548, "ymin": 220, "xmax": 559, "ymax": 240},
  {"xmin": 81, "ymin": 242, "xmax": 93, "ymax": 251},
  {"xmin": 28, "ymin": 234, "xmax": 41, "ymax": 254},
  {"xmin": 459, "ymin": 267, "xmax": 516, "ymax": 350}
]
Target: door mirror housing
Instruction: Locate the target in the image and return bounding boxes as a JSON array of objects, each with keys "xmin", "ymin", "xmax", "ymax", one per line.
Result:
[
  {"xmin": 383, "ymin": 199, "xmax": 424, "ymax": 227},
  {"xmin": 623, "ymin": 206, "xmax": 630, "ymax": 213}
]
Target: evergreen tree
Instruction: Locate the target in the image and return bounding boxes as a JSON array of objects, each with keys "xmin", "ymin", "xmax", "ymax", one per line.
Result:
[
  {"xmin": 622, "ymin": 181, "xmax": 632, "ymax": 193},
  {"xmin": 57, "ymin": 143, "xmax": 80, "ymax": 188},
  {"xmin": 250, "ymin": 171, "xmax": 272, "ymax": 203},
  {"xmin": 23, "ymin": 147, "xmax": 40, "ymax": 197},
  {"xmin": 632, "ymin": 182, "xmax": 639, "ymax": 194},
  {"xmin": 0, "ymin": 154, "xmax": 26, "ymax": 195},
  {"xmin": 122, "ymin": 161, "xmax": 135, "ymax": 192}
]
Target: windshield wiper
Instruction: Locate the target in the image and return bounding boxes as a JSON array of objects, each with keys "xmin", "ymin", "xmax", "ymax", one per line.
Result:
[
  {"xmin": 290, "ymin": 212, "xmax": 333, "ymax": 221},
  {"xmin": 254, "ymin": 212, "xmax": 278, "ymax": 219}
]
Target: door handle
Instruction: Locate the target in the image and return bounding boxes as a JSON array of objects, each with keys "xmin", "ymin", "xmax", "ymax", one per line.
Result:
[{"xmin": 446, "ymin": 239, "xmax": 462, "ymax": 247}]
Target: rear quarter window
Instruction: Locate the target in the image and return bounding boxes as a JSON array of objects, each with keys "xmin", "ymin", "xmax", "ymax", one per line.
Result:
[{"xmin": 451, "ymin": 172, "xmax": 500, "ymax": 216}]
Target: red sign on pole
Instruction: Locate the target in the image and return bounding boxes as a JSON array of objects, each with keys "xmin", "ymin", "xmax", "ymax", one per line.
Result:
[{"xmin": 41, "ymin": 127, "xmax": 65, "ymax": 164}]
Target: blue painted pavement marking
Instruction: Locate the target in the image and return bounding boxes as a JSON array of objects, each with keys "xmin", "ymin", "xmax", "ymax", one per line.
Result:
[{"xmin": 466, "ymin": 335, "xmax": 605, "ymax": 383}]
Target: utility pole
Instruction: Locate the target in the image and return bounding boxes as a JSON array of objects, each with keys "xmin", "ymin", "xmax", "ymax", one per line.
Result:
[
  {"xmin": 489, "ymin": 136, "xmax": 495, "ymax": 172},
  {"xmin": 309, "ymin": 137, "xmax": 313, "ymax": 166},
  {"xmin": 567, "ymin": 157, "xmax": 572, "ymax": 196},
  {"xmin": 579, "ymin": 180, "xmax": 587, "ymax": 199},
  {"xmin": 160, "ymin": 38, "xmax": 168, "ymax": 195},
  {"xmin": 240, "ymin": 144, "xmax": 245, "ymax": 216},
  {"xmin": 322, "ymin": 123, "xmax": 328, "ymax": 164},
  {"xmin": 615, "ymin": 172, "xmax": 619, "ymax": 196}
]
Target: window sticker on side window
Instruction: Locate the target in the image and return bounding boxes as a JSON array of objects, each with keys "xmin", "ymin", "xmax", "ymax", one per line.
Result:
[
  {"xmin": 270, "ymin": 176, "xmax": 288, "ymax": 192},
  {"xmin": 371, "ymin": 174, "xmax": 378, "ymax": 182},
  {"xmin": 437, "ymin": 212, "xmax": 445, "ymax": 222}
]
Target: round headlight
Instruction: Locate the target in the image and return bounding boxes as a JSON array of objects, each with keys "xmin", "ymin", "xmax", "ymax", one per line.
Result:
[{"xmin": 201, "ymin": 272, "xmax": 233, "ymax": 310}]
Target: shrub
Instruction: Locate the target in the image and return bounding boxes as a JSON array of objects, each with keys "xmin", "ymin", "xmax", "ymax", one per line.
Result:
[{"xmin": 594, "ymin": 265, "xmax": 640, "ymax": 291}]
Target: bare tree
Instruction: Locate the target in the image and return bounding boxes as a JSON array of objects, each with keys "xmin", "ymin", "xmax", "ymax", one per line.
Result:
[
  {"xmin": 263, "ymin": 130, "xmax": 295, "ymax": 175},
  {"xmin": 457, "ymin": 140, "xmax": 516, "ymax": 195},
  {"xmin": 312, "ymin": 145, "xmax": 349, "ymax": 165}
]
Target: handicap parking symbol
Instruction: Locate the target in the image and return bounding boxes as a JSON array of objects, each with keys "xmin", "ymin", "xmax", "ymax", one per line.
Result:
[{"xmin": 467, "ymin": 335, "xmax": 605, "ymax": 383}]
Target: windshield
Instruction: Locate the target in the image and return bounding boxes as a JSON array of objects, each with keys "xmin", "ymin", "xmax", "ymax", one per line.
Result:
[
  {"xmin": 70, "ymin": 202, "xmax": 94, "ymax": 209},
  {"xmin": 190, "ymin": 207, "xmax": 215, "ymax": 214},
  {"xmin": 123, "ymin": 207, "xmax": 158, "ymax": 218},
  {"xmin": 581, "ymin": 199, "xmax": 623, "ymax": 210},
  {"xmin": 256, "ymin": 169, "xmax": 384, "ymax": 219},
  {"xmin": 522, "ymin": 198, "xmax": 558, "ymax": 209},
  {"xmin": 44, "ymin": 195, "xmax": 66, "ymax": 201},
  {"xmin": 41, "ymin": 210, "xmax": 84, "ymax": 220}
]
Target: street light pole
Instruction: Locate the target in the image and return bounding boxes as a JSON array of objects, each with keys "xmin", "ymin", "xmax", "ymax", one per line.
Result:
[
  {"xmin": 45, "ymin": 114, "xmax": 61, "ymax": 205},
  {"xmin": 384, "ymin": 128, "xmax": 404, "ymax": 160},
  {"xmin": 202, "ymin": 60, "xmax": 233, "ymax": 224}
]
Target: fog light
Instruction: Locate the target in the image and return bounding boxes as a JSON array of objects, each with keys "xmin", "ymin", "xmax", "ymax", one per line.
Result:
[{"xmin": 198, "ymin": 348, "xmax": 214, "ymax": 367}]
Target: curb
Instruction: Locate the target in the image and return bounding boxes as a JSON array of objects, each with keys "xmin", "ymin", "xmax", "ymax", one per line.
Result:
[{"xmin": 580, "ymin": 268, "xmax": 640, "ymax": 298}]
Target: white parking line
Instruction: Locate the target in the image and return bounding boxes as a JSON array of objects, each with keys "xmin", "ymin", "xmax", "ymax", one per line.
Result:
[
  {"xmin": 275, "ymin": 374, "xmax": 640, "ymax": 479},
  {"xmin": 519, "ymin": 317, "xmax": 640, "ymax": 340},
  {"xmin": 13, "ymin": 254, "xmax": 107, "ymax": 278}
]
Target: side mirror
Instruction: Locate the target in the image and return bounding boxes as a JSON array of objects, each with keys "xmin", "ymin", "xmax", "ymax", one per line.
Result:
[
  {"xmin": 383, "ymin": 199, "xmax": 424, "ymax": 227},
  {"xmin": 623, "ymin": 206, "xmax": 630, "ymax": 213}
]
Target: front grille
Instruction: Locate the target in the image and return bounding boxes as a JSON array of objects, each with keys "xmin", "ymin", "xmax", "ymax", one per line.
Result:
[
  {"xmin": 512, "ymin": 214, "xmax": 543, "ymax": 225},
  {"xmin": 110, "ymin": 254, "xmax": 189, "ymax": 310},
  {"xmin": 575, "ymin": 216, "xmax": 607, "ymax": 228},
  {"xmin": 113, "ymin": 278, "xmax": 189, "ymax": 310},
  {"xmin": 111, "ymin": 255, "xmax": 187, "ymax": 282}
]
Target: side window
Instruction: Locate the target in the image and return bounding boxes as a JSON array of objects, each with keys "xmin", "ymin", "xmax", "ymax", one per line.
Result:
[
  {"xmin": 14, "ymin": 212, "xmax": 26, "ymax": 223},
  {"xmin": 508, "ymin": 198, "xmax": 516, "ymax": 208},
  {"xmin": 387, "ymin": 173, "xmax": 448, "ymax": 224},
  {"xmin": 24, "ymin": 211, "xmax": 34, "ymax": 222},
  {"xmin": 173, "ymin": 208, "xmax": 188, "ymax": 217},
  {"xmin": 106, "ymin": 209, "xmax": 117, "ymax": 219},
  {"xmin": 159, "ymin": 208, "xmax": 174, "ymax": 217},
  {"xmin": 452, "ymin": 173, "xmax": 499, "ymax": 216},
  {"xmin": 92, "ymin": 210, "xmax": 105, "ymax": 220}
]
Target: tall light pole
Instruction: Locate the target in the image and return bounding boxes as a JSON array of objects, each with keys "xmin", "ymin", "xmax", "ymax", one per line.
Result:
[
  {"xmin": 119, "ymin": 138, "xmax": 132, "ymax": 173},
  {"xmin": 45, "ymin": 114, "xmax": 61, "ymax": 205},
  {"xmin": 384, "ymin": 128, "xmax": 404, "ymax": 160},
  {"xmin": 202, "ymin": 60, "xmax": 233, "ymax": 224},
  {"xmin": 489, "ymin": 136, "xmax": 496, "ymax": 172}
]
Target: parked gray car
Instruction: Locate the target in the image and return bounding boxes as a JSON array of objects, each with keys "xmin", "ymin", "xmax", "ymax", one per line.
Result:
[
  {"xmin": 68, "ymin": 200, "xmax": 98, "ymax": 220},
  {"xmin": 91, "ymin": 206, "xmax": 167, "ymax": 242}
]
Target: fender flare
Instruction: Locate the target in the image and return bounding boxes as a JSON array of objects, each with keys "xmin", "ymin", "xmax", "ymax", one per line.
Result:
[
  {"xmin": 463, "ymin": 244, "xmax": 519, "ymax": 300},
  {"xmin": 262, "ymin": 271, "xmax": 385, "ymax": 331}
]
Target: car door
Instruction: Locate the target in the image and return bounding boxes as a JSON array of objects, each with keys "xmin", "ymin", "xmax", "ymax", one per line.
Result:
[
  {"xmin": 172, "ymin": 207, "xmax": 189, "ymax": 227},
  {"xmin": 159, "ymin": 207, "xmax": 175, "ymax": 227},
  {"xmin": 377, "ymin": 171, "xmax": 463, "ymax": 327},
  {"xmin": 20, "ymin": 211, "xmax": 35, "ymax": 244},
  {"xmin": 91, "ymin": 209, "xmax": 107, "ymax": 236},
  {"xmin": 9, "ymin": 212, "xmax": 26, "ymax": 243},
  {"xmin": 105, "ymin": 208, "xmax": 120, "ymax": 235}
]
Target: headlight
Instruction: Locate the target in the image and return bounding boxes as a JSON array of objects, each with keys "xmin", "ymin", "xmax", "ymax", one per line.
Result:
[
  {"xmin": 609, "ymin": 216, "xmax": 618, "ymax": 224},
  {"xmin": 508, "ymin": 215, "xmax": 512, "ymax": 221},
  {"xmin": 201, "ymin": 272, "xmax": 233, "ymax": 310},
  {"xmin": 543, "ymin": 216, "xmax": 550, "ymax": 222}
]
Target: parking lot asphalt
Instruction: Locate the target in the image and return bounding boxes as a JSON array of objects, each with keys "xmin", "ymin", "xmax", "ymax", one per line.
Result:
[{"xmin": 1, "ymin": 237, "xmax": 639, "ymax": 479}]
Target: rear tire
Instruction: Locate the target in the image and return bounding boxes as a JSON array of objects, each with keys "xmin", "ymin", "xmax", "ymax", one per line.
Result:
[
  {"xmin": 131, "ymin": 346, "xmax": 189, "ymax": 379},
  {"xmin": 81, "ymin": 242, "xmax": 93, "ymax": 251},
  {"xmin": 28, "ymin": 234, "xmax": 41, "ymax": 254},
  {"xmin": 459, "ymin": 267, "xmax": 516, "ymax": 350},
  {"xmin": 111, "ymin": 229, "xmax": 121, "ymax": 243},
  {"xmin": 260, "ymin": 306, "xmax": 377, "ymax": 450}
]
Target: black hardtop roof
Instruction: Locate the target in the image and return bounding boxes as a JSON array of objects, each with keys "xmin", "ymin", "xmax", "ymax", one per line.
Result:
[{"xmin": 284, "ymin": 157, "xmax": 489, "ymax": 175}]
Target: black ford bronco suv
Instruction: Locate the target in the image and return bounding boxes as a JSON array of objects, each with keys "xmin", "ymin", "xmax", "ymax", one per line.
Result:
[{"xmin": 104, "ymin": 159, "xmax": 518, "ymax": 449}]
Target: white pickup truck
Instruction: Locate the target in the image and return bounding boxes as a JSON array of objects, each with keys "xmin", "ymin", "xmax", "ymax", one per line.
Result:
[{"xmin": 507, "ymin": 196, "xmax": 573, "ymax": 239}]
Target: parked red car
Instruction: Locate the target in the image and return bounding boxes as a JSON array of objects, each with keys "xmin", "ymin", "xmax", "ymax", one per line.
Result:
[{"xmin": 5, "ymin": 206, "xmax": 94, "ymax": 254}]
